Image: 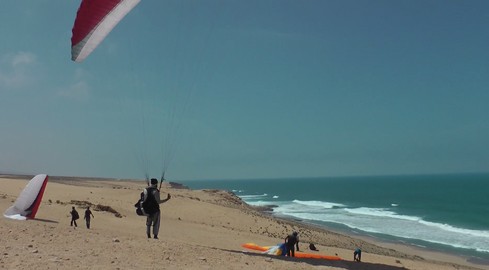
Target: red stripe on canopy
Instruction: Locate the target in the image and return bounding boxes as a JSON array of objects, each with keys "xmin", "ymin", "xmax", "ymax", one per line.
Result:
[
  {"xmin": 26, "ymin": 175, "xmax": 49, "ymax": 219},
  {"xmin": 71, "ymin": 0, "xmax": 121, "ymax": 46},
  {"xmin": 71, "ymin": 0, "xmax": 140, "ymax": 62}
]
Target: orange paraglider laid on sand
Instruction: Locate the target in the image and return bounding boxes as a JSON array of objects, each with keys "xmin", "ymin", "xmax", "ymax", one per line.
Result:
[{"xmin": 242, "ymin": 243, "xmax": 341, "ymax": 260}]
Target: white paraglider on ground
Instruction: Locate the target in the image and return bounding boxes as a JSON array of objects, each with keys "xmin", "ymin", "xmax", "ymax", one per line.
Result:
[{"xmin": 4, "ymin": 174, "xmax": 49, "ymax": 220}]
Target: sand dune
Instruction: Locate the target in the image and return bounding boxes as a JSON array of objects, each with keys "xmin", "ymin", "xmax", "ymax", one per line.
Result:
[{"xmin": 0, "ymin": 176, "xmax": 485, "ymax": 270}]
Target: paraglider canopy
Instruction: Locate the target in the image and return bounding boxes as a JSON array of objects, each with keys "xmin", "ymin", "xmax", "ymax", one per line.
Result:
[
  {"xmin": 71, "ymin": 0, "xmax": 141, "ymax": 62},
  {"xmin": 4, "ymin": 174, "xmax": 49, "ymax": 220}
]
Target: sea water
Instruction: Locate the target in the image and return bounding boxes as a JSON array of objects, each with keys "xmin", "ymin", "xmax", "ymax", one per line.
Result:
[{"xmin": 180, "ymin": 173, "xmax": 489, "ymax": 262}]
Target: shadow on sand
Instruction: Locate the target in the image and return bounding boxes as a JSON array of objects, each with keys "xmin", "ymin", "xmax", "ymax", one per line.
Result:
[
  {"xmin": 217, "ymin": 248, "xmax": 407, "ymax": 270},
  {"xmin": 32, "ymin": 218, "xmax": 59, "ymax": 224}
]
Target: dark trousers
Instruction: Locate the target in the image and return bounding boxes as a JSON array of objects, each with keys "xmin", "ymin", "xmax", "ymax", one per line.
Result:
[
  {"xmin": 286, "ymin": 244, "xmax": 295, "ymax": 257},
  {"xmin": 85, "ymin": 218, "xmax": 91, "ymax": 229},
  {"xmin": 354, "ymin": 251, "xmax": 361, "ymax": 262},
  {"xmin": 71, "ymin": 218, "xmax": 77, "ymax": 227}
]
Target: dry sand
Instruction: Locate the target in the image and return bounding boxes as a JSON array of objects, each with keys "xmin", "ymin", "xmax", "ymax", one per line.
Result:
[{"xmin": 1, "ymin": 175, "xmax": 486, "ymax": 270}]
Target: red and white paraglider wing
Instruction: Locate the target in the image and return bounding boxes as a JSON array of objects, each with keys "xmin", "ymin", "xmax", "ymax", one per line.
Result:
[
  {"xmin": 4, "ymin": 174, "xmax": 49, "ymax": 220},
  {"xmin": 71, "ymin": 0, "xmax": 141, "ymax": 62}
]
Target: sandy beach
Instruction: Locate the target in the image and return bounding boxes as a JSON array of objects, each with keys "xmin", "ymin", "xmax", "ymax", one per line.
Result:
[{"xmin": 0, "ymin": 175, "xmax": 486, "ymax": 270}]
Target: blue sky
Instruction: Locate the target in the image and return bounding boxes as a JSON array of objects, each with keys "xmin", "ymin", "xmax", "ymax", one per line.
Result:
[{"xmin": 1, "ymin": 0, "xmax": 488, "ymax": 180}]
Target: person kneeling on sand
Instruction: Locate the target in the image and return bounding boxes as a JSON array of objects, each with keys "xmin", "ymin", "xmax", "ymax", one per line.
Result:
[
  {"xmin": 309, "ymin": 243, "xmax": 319, "ymax": 251},
  {"xmin": 285, "ymin": 231, "xmax": 300, "ymax": 257},
  {"xmin": 354, "ymin": 247, "xmax": 362, "ymax": 262},
  {"xmin": 143, "ymin": 178, "xmax": 171, "ymax": 239}
]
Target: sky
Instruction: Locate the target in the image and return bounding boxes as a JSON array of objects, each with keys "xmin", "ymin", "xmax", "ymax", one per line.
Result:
[{"xmin": 1, "ymin": 0, "xmax": 488, "ymax": 181}]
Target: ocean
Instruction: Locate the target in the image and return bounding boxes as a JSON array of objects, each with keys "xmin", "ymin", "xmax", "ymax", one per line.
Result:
[{"xmin": 180, "ymin": 173, "xmax": 489, "ymax": 263}]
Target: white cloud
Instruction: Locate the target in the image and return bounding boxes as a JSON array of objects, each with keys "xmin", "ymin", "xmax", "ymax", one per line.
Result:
[
  {"xmin": 12, "ymin": 51, "xmax": 36, "ymax": 67},
  {"xmin": 57, "ymin": 67, "xmax": 92, "ymax": 101},
  {"xmin": 0, "ymin": 51, "xmax": 38, "ymax": 90},
  {"xmin": 58, "ymin": 80, "xmax": 90, "ymax": 101},
  {"xmin": 73, "ymin": 67, "xmax": 88, "ymax": 80}
]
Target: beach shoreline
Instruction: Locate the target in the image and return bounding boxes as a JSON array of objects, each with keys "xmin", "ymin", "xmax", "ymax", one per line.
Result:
[
  {"xmin": 264, "ymin": 210, "xmax": 489, "ymax": 268},
  {"xmin": 1, "ymin": 175, "xmax": 487, "ymax": 270},
  {"xmin": 252, "ymin": 206, "xmax": 489, "ymax": 270}
]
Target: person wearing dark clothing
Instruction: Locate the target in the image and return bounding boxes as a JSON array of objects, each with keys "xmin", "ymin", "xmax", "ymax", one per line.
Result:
[
  {"xmin": 84, "ymin": 206, "xmax": 95, "ymax": 229},
  {"xmin": 309, "ymin": 243, "xmax": 319, "ymax": 251},
  {"xmin": 354, "ymin": 248, "xmax": 362, "ymax": 262},
  {"xmin": 285, "ymin": 231, "xmax": 300, "ymax": 257},
  {"xmin": 144, "ymin": 178, "xmax": 171, "ymax": 239},
  {"xmin": 70, "ymin": 206, "xmax": 79, "ymax": 227}
]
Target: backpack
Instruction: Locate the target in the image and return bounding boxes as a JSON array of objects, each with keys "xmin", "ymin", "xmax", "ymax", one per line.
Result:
[
  {"xmin": 134, "ymin": 192, "xmax": 146, "ymax": 216},
  {"xmin": 72, "ymin": 210, "xmax": 79, "ymax": 220},
  {"xmin": 135, "ymin": 187, "xmax": 159, "ymax": 216}
]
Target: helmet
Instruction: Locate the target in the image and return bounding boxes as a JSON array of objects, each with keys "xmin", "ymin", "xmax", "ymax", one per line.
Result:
[
  {"xmin": 293, "ymin": 231, "xmax": 298, "ymax": 236},
  {"xmin": 150, "ymin": 178, "xmax": 158, "ymax": 185}
]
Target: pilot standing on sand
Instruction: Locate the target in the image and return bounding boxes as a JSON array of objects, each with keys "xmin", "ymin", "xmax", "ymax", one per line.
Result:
[
  {"xmin": 143, "ymin": 178, "xmax": 171, "ymax": 239},
  {"xmin": 285, "ymin": 231, "xmax": 300, "ymax": 257}
]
